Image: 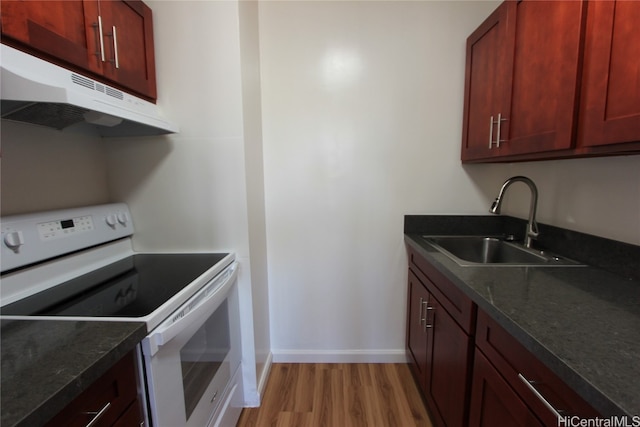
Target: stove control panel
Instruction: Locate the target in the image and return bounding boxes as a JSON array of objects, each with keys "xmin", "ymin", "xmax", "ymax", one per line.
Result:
[
  {"xmin": 1, "ymin": 203, "xmax": 134, "ymax": 273},
  {"xmin": 37, "ymin": 215, "xmax": 95, "ymax": 241}
]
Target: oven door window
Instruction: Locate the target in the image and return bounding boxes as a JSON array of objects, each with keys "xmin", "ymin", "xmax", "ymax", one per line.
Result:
[{"xmin": 180, "ymin": 299, "xmax": 230, "ymax": 420}]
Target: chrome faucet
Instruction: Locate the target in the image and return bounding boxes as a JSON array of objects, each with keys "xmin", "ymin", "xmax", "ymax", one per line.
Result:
[{"xmin": 490, "ymin": 176, "xmax": 539, "ymax": 248}]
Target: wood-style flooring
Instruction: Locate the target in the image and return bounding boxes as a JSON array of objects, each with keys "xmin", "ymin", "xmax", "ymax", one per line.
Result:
[{"xmin": 236, "ymin": 363, "xmax": 433, "ymax": 426}]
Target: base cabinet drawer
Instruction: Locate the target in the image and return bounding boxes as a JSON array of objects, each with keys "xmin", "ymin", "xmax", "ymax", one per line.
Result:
[
  {"xmin": 475, "ymin": 310, "xmax": 600, "ymax": 425},
  {"xmin": 44, "ymin": 351, "xmax": 143, "ymax": 427}
]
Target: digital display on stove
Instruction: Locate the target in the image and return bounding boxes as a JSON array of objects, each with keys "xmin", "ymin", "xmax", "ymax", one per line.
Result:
[{"xmin": 60, "ymin": 219, "xmax": 74, "ymax": 229}]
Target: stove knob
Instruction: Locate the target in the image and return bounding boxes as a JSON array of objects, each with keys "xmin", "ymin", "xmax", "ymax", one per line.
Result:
[
  {"xmin": 106, "ymin": 214, "xmax": 118, "ymax": 228},
  {"xmin": 4, "ymin": 231, "xmax": 25, "ymax": 252},
  {"xmin": 117, "ymin": 212, "xmax": 129, "ymax": 225}
]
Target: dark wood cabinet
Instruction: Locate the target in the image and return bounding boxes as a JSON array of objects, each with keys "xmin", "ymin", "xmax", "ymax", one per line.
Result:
[
  {"xmin": 406, "ymin": 246, "xmax": 475, "ymax": 427},
  {"xmin": 577, "ymin": 0, "xmax": 640, "ymax": 149},
  {"xmin": 405, "ymin": 242, "xmax": 601, "ymax": 427},
  {"xmin": 462, "ymin": 0, "xmax": 640, "ymax": 162},
  {"xmin": 407, "ymin": 269, "xmax": 430, "ymax": 392},
  {"xmin": 462, "ymin": 0, "xmax": 585, "ymax": 162},
  {"xmin": 95, "ymin": 0, "xmax": 157, "ymax": 100},
  {"xmin": 469, "ymin": 350, "xmax": 544, "ymax": 427},
  {"xmin": 0, "ymin": 0, "xmax": 102, "ymax": 74},
  {"xmin": 472, "ymin": 310, "xmax": 600, "ymax": 426},
  {"xmin": 0, "ymin": 0, "xmax": 157, "ymax": 101},
  {"xmin": 461, "ymin": 3, "xmax": 511, "ymax": 161},
  {"xmin": 425, "ymin": 294, "xmax": 472, "ymax": 427},
  {"xmin": 44, "ymin": 350, "xmax": 144, "ymax": 427}
]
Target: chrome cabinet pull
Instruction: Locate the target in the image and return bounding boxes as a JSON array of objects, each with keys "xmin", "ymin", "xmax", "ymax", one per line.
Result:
[
  {"xmin": 424, "ymin": 305, "xmax": 434, "ymax": 330},
  {"xmin": 418, "ymin": 297, "xmax": 425, "ymax": 325},
  {"xmin": 94, "ymin": 16, "xmax": 106, "ymax": 62},
  {"xmin": 489, "ymin": 115, "xmax": 495, "ymax": 148},
  {"xmin": 419, "ymin": 297, "xmax": 428, "ymax": 328},
  {"xmin": 83, "ymin": 401, "xmax": 111, "ymax": 427},
  {"xmin": 495, "ymin": 113, "xmax": 507, "ymax": 148},
  {"xmin": 494, "ymin": 113, "xmax": 502, "ymax": 148},
  {"xmin": 518, "ymin": 373, "xmax": 564, "ymax": 419},
  {"xmin": 112, "ymin": 26, "xmax": 119, "ymax": 69},
  {"xmin": 489, "ymin": 114, "xmax": 507, "ymax": 149}
]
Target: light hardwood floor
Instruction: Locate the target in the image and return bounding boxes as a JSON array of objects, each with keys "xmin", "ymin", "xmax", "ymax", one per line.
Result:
[{"xmin": 236, "ymin": 363, "xmax": 433, "ymax": 426}]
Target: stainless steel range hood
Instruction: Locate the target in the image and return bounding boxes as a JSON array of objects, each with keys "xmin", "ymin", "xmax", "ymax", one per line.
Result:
[{"xmin": 1, "ymin": 44, "xmax": 178, "ymax": 137}]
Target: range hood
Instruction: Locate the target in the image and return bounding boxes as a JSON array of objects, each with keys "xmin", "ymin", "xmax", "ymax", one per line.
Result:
[{"xmin": 1, "ymin": 44, "xmax": 178, "ymax": 137}]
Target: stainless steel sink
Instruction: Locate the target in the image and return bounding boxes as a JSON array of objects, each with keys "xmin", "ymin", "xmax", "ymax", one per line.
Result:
[{"xmin": 422, "ymin": 236, "xmax": 584, "ymax": 267}]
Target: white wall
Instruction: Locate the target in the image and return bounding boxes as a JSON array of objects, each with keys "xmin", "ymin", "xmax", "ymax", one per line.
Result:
[
  {"xmin": 1, "ymin": 121, "xmax": 109, "ymax": 215},
  {"xmin": 104, "ymin": 0, "xmax": 269, "ymax": 405},
  {"xmin": 465, "ymin": 156, "xmax": 640, "ymax": 245},
  {"xmin": 259, "ymin": 0, "xmax": 640, "ymax": 362},
  {"xmin": 259, "ymin": 0, "xmax": 502, "ymax": 361},
  {"xmin": 238, "ymin": 0, "xmax": 272, "ymax": 389}
]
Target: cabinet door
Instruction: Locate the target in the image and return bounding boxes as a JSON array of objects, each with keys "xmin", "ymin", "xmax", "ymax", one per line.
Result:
[
  {"xmin": 578, "ymin": 0, "xmax": 640, "ymax": 147},
  {"xmin": 425, "ymin": 296, "xmax": 472, "ymax": 427},
  {"xmin": 100, "ymin": 0, "xmax": 157, "ymax": 100},
  {"xmin": 44, "ymin": 351, "xmax": 139, "ymax": 427},
  {"xmin": 469, "ymin": 350, "xmax": 544, "ymax": 427},
  {"xmin": 406, "ymin": 270, "xmax": 429, "ymax": 392},
  {"xmin": 0, "ymin": 0, "xmax": 103, "ymax": 74},
  {"xmin": 112, "ymin": 401, "xmax": 144, "ymax": 427},
  {"xmin": 462, "ymin": 0, "xmax": 586, "ymax": 162},
  {"xmin": 461, "ymin": 3, "xmax": 511, "ymax": 161},
  {"xmin": 501, "ymin": 0, "xmax": 585, "ymax": 156}
]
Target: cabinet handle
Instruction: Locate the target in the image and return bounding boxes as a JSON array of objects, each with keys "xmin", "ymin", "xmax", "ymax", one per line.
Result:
[
  {"xmin": 419, "ymin": 297, "xmax": 426, "ymax": 326},
  {"xmin": 96, "ymin": 16, "xmax": 106, "ymax": 62},
  {"xmin": 112, "ymin": 26, "xmax": 119, "ymax": 69},
  {"xmin": 424, "ymin": 305, "xmax": 434, "ymax": 331},
  {"xmin": 517, "ymin": 374, "xmax": 564, "ymax": 419},
  {"xmin": 489, "ymin": 114, "xmax": 507, "ymax": 148},
  {"xmin": 83, "ymin": 401, "xmax": 111, "ymax": 427},
  {"xmin": 488, "ymin": 115, "xmax": 494, "ymax": 149},
  {"xmin": 495, "ymin": 113, "xmax": 506, "ymax": 148}
]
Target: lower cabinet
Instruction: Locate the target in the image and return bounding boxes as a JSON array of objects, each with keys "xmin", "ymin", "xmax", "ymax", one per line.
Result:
[
  {"xmin": 406, "ymin": 248, "xmax": 474, "ymax": 427},
  {"xmin": 469, "ymin": 350, "xmax": 544, "ymax": 427},
  {"xmin": 471, "ymin": 310, "xmax": 600, "ymax": 426},
  {"xmin": 45, "ymin": 350, "xmax": 144, "ymax": 427},
  {"xmin": 406, "ymin": 244, "xmax": 600, "ymax": 427}
]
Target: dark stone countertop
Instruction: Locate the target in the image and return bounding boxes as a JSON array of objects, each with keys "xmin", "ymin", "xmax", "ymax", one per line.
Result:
[
  {"xmin": 1, "ymin": 319, "xmax": 147, "ymax": 427},
  {"xmin": 404, "ymin": 215, "xmax": 640, "ymax": 417}
]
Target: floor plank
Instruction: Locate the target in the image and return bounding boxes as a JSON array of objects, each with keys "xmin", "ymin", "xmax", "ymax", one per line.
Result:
[{"xmin": 236, "ymin": 363, "xmax": 433, "ymax": 426}]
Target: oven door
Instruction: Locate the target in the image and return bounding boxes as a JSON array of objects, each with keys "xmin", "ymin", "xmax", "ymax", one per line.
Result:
[{"xmin": 140, "ymin": 262, "xmax": 240, "ymax": 427}]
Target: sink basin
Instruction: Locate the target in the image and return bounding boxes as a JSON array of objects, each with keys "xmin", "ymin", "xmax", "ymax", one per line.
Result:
[{"xmin": 422, "ymin": 236, "xmax": 583, "ymax": 267}]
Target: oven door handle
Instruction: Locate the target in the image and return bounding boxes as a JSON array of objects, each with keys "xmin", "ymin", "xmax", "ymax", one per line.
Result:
[{"xmin": 143, "ymin": 262, "xmax": 238, "ymax": 356}]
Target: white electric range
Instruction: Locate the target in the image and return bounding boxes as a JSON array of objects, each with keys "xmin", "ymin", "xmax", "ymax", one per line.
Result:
[{"xmin": 1, "ymin": 203, "xmax": 244, "ymax": 427}]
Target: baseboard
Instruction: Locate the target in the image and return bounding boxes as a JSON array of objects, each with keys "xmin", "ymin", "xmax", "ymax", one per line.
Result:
[
  {"xmin": 271, "ymin": 349, "xmax": 408, "ymax": 363},
  {"xmin": 257, "ymin": 352, "xmax": 273, "ymax": 397}
]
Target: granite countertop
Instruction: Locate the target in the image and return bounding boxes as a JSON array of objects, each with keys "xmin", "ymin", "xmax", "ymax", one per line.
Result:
[
  {"xmin": 404, "ymin": 215, "xmax": 640, "ymax": 417},
  {"xmin": 1, "ymin": 319, "xmax": 147, "ymax": 427}
]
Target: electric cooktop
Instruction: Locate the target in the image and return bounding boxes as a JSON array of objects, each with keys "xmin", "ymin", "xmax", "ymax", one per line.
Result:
[{"xmin": 1, "ymin": 253, "xmax": 229, "ymax": 318}]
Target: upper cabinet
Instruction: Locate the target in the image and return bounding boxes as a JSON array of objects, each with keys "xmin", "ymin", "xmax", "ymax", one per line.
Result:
[
  {"xmin": 462, "ymin": 0, "xmax": 640, "ymax": 163},
  {"xmin": 0, "ymin": 0, "xmax": 157, "ymax": 101},
  {"xmin": 578, "ymin": 1, "xmax": 640, "ymax": 149},
  {"xmin": 462, "ymin": 0, "xmax": 585, "ymax": 162},
  {"xmin": 97, "ymin": 1, "xmax": 157, "ymax": 100},
  {"xmin": 461, "ymin": 4, "xmax": 512, "ymax": 161}
]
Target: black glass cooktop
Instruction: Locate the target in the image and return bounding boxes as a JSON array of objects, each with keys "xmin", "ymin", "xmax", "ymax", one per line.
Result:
[{"xmin": 1, "ymin": 253, "xmax": 229, "ymax": 318}]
